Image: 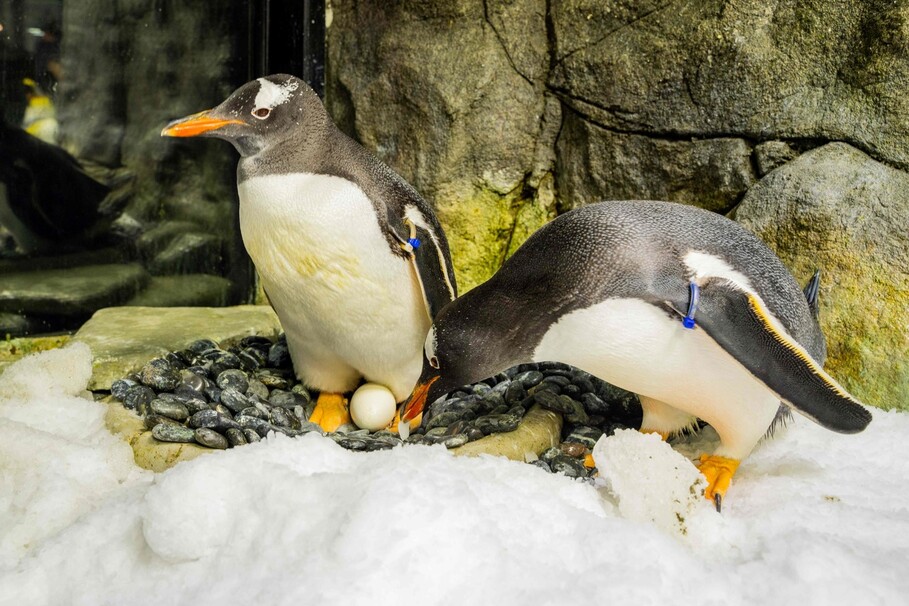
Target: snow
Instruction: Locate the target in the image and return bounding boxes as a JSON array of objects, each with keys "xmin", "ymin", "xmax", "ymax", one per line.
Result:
[{"xmin": 2, "ymin": 346, "xmax": 908, "ymax": 606}]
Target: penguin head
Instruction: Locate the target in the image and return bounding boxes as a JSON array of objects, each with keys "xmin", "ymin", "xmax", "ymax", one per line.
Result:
[
  {"xmin": 161, "ymin": 74, "xmax": 327, "ymax": 157},
  {"xmin": 400, "ymin": 297, "xmax": 516, "ymax": 422}
]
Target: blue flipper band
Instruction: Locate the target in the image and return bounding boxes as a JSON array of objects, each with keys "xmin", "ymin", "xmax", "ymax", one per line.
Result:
[
  {"xmin": 407, "ymin": 237, "xmax": 421, "ymax": 250},
  {"xmin": 683, "ymin": 282, "xmax": 699, "ymax": 329}
]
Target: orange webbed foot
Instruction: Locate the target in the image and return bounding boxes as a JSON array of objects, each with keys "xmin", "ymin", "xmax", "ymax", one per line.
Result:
[
  {"xmin": 308, "ymin": 392, "xmax": 351, "ymax": 433},
  {"xmin": 697, "ymin": 454, "xmax": 740, "ymax": 512}
]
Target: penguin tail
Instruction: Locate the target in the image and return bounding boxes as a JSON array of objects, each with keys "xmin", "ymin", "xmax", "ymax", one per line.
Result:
[
  {"xmin": 692, "ymin": 283, "xmax": 872, "ymax": 434},
  {"xmin": 803, "ymin": 269, "xmax": 821, "ymax": 320}
]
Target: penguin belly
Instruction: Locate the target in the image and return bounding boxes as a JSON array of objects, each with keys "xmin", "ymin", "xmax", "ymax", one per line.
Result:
[
  {"xmin": 237, "ymin": 173, "xmax": 429, "ymax": 400},
  {"xmin": 532, "ymin": 298, "xmax": 780, "ymax": 459}
]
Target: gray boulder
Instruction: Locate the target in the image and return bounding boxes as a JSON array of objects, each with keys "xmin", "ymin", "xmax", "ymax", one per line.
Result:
[{"xmin": 735, "ymin": 143, "xmax": 909, "ymax": 410}]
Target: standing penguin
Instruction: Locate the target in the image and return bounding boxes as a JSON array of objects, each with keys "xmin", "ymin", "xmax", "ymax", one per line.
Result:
[
  {"xmin": 400, "ymin": 200, "xmax": 871, "ymax": 508},
  {"xmin": 162, "ymin": 74, "xmax": 457, "ymax": 431}
]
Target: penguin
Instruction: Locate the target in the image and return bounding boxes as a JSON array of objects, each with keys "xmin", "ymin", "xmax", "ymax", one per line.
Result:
[
  {"xmin": 399, "ymin": 200, "xmax": 871, "ymax": 509},
  {"xmin": 161, "ymin": 74, "xmax": 457, "ymax": 432}
]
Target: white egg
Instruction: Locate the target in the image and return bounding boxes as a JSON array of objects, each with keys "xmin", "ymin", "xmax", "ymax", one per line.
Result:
[{"xmin": 349, "ymin": 383, "xmax": 398, "ymax": 431}]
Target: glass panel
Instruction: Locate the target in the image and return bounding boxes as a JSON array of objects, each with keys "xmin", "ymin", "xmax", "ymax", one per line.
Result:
[{"xmin": 0, "ymin": 0, "xmax": 324, "ymax": 338}]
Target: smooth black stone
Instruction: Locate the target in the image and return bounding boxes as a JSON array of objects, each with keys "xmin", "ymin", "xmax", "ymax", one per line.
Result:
[
  {"xmin": 479, "ymin": 392, "xmax": 504, "ymax": 414},
  {"xmin": 194, "ymin": 427, "xmax": 229, "ymax": 449},
  {"xmin": 587, "ymin": 414, "xmax": 606, "ymax": 427},
  {"xmin": 466, "ymin": 427, "xmax": 485, "ymax": 442},
  {"xmin": 506, "ymin": 405, "xmax": 526, "ymax": 418},
  {"xmin": 563, "ymin": 397, "xmax": 590, "ymax": 425},
  {"xmin": 165, "ymin": 351, "xmax": 187, "ymax": 369},
  {"xmin": 550, "ymin": 455, "xmax": 587, "ymax": 478},
  {"xmin": 561, "ymin": 384, "xmax": 582, "ymax": 398},
  {"xmin": 473, "ymin": 414, "xmax": 520, "ymax": 435},
  {"xmin": 404, "ymin": 434, "xmax": 430, "ymax": 445},
  {"xmin": 269, "ymin": 389, "xmax": 305, "ymax": 409},
  {"xmin": 290, "ymin": 384, "xmax": 312, "ymax": 403},
  {"xmin": 152, "ymin": 423, "xmax": 196, "ymax": 443},
  {"xmin": 205, "ymin": 385, "xmax": 222, "ymax": 403},
  {"xmin": 540, "ymin": 447, "xmax": 561, "ymax": 463},
  {"xmin": 256, "ymin": 370, "xmax": 290, "ymax": 390},
  {"xmin": 444, "ymin": 420, "xmax": 471, "ymax": 437},
  {"xmin": 189, "ymin": 409, "xmax": 239, "ymax": 431},
  {"xmin": 364, "ymin": 439, "xmax": 396, "ymax": 452},
  {"xmin": 542, "ymin": 368, "xmax": 572, "ymax": 378},
  {"xmin": 567, "ymin": 426, "xmax": 604, "ymax": 448},
  {"xmin": 514, "ymin": 370, "xmax": 544, "ymax": 388},
  {"xmin": 267, "ymin": 341, "xmax": 291, "ymax": 368},
  {"xmin": 213, "ymin": 404, "xmax": 234, "ymax": 418},
  {"xmin": 528, "ymin": 382, "xmax": 561, "ymax": 396},
  {"xmin": 111, "ymin": 379, "xmax": 137, "ymax": 400},
  {"xmin": 150, "ymin": 399, "xmax": 189, "ymax": 421},
  {"xmin": 442, "ymin": 434, "xmax": 469, "ymax": 449},
  {"xmin": 503, "ymin": 381, "xmax": 527, "ymax": 406},
  {"xmin": 426, "ymin": 411, "xmax": 469, "ymax": 431},
  {"xmin": 239, "ymin": 406, "xmax": 267, "ymax": 419},
  {"xmin": 225, "ymin": 427, "xmax": 248, "ymax": 447},
  {"xmin": 216, "ymin": 369, "xmax": 249, "ymax": 393},
  {"xmin": 219, "ymin": 387, "xmax": 250, "ymax": 413},
  {"xmin": 580, "ymin": 392, "xmax": 611, "ymax": 416},
  {"xmin": 240, "ymin": 335, "xmax": 273, "ymax": 349},
  {"xmin": 144, "ymin": 414, "xmax": 180, "ymax": 430},
  {"xmin": 186, "ymin": 365, "xmax": 209, "ymax": 377},
  {"xmin": 541, "ymin": 375, "xmax": 571, "ymax": 387},
  {"xmin": 124, "ymin": 384, "xmax": 156, "ymax": 412},
  {"xmin": 530, "ymin": 390, "xmax": 574, "ymax": 414},
  {"xmin": 210, "ymin": 352, "xmax": 242, "ymax": 376},
  {"xmin": 335, "ymin": 436, "xmax": 368, "ymax": 451},
  {"xmin": 246, "ymin": 378, "xmax": 269, "ymax": 400},
  {"xmin": 270, "ymin": 408, "xmax": 290, "ymax": 427},
  {"xmin": 174, "ymin": 383, "xmax": 206, "ymax": 401},
  {"xmin": 471, "ymin": 383, "xmax": 492, "ymax": 395},
  {"xmin": 187, "ymin": 339, "xmax": 219, "ymax": 354},
  {"xmin": 491, "ymin": 380, "xmax": 512, "ymax": 395},
  {"xmin": 539, "ymin": 361, "xmax": 570, "ymax": 372},
  {"xmin": 237, "ymin": 350, "xmax": 262, "ymax": 372},
  {"xmin": 243, "ymin": 428, "xmax": 262, "ymax": 443},
  {"xmin": 183, "ymin": 399, "xmax": 211, "ymax": 415},
  {"xmin": 571, "ymin": 376, "xmax": 595, "ymax": 394},
  {"xmin": 139, "ymin": 358, "xmax": 181, "ymax": 391},
  {"xmin": 236, "ymin": 414, "xmax": 273, "ymax": 437}
]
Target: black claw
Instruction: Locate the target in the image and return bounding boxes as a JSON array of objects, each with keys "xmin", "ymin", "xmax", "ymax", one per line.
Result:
[{"xmin": 714, "ymin": 493, "xmax": 722, "ymax": 513}]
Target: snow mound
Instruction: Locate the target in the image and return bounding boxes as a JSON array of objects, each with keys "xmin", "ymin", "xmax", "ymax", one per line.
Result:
[{"xmin": 594, "ymin": 429, "xmax": 711, "ymax": 536}]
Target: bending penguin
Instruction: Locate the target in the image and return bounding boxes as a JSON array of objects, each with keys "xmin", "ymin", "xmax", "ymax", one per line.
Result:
[
  {"xmin": 162, "ymin": 74, "xmax": 457, "ymax": 431},
  {"xmin": 400, "ymin": 200, "xmax": 871, "ymax": 509}
]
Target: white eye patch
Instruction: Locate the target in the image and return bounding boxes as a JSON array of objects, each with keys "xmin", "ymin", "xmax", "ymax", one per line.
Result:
[{"xmin": 253, "ymin": 78, "xmax": 299, "ymax": 111}]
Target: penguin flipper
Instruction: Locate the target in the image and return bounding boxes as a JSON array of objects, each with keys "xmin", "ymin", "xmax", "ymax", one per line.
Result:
[{"xmin": 690, "ymin": 283, "xmax": 871, "ymax": 434}]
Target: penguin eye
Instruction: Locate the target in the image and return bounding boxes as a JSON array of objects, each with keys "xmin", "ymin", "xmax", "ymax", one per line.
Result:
[
  {"xmin": 252, "ymin": 107, "xmax": 271, "ymax": 119},
  {"xmin": 429, "ymin": 355, "xmax": 440, "ymax": 369}
]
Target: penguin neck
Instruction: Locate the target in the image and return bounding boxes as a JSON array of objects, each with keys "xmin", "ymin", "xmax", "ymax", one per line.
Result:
[{"xmin": 237, "ymin": 110, "xmax": 334, "ymax": 184}]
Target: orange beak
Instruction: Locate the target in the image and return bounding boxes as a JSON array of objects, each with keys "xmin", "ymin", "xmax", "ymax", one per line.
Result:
[
  {"xmin": 400, "ymin": 376, "xmax": 439, "ymax": 422},
  {"xmin": 160, "ymin": 110, "xmax": 246, "ymax": 137}
]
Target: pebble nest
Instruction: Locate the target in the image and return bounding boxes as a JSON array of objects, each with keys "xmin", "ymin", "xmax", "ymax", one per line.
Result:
[{"xmin": 111, "ymin": 335, "xmax": 643, "ymax": 479}]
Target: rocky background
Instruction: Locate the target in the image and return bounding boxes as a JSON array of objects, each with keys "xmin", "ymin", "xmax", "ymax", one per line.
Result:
[{"xmin": 327, "ymin": 0, "xmax": 909, "ymax": 409}]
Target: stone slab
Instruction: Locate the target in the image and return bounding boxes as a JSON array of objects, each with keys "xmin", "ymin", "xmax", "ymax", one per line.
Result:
[
  {"xmin": 75, "ymin": 305, "xmax": 280, "ymax": 390},
  {"xmin": 450, "ymin": 405, "xmax": 563, "ymax": 461}
]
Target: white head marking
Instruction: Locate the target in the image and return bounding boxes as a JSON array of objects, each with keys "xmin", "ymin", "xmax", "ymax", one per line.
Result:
[{"xmin": 254, "ymin": 78, "xmax": 299, "ymax": 111}]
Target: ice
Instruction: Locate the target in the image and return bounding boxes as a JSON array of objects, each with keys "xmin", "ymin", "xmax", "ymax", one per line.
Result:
[
  {"xmin": 593, "ymin": 429, "xmax": 711, "ymax": 537},
  {"xmin": 1, "ymin": 348, "xmax": 908, "ymax": 605}
]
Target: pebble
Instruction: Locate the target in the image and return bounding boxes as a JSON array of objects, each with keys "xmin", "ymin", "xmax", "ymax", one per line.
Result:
[
  {"xmin": 194, "ymin": 427, "xmax": 229, "ymax": 449},
  {"xmin": 530, "ymin": 390, "xmax": 574, "ymax": 414},
  {"xmin": 550, "ymin": 454, "xmax": 588, "ymax": 478},
  {"xmin": 513, "ymin": 370, "xmax": 544, "ymax": 389},
  {"xmin": 111, "ymin": 379, "xmax": 137, "ymax": 400},
  {"xmin": 216, "ymin": 369, "xmax": 249, "ymax": 393},
  {"xmin": 150, "ymin": 398, "xmax": 189, "ymax": 422},
  {"xmin": 219, "ymin": 387, "xmax": 250, "ymax": 413},
  {"xmin": 566, "ymin": 426, "xmax": 603, "ymax": 449},
  {"xmin": 189, "ymin": 409, "xmax": 239, "ymax": 431},
  {"xmin": 152, "ymin": 423, "xmax": 196, "ymax": 443},
  {"xmin": 474, "ymin": 414, "xmax": 521, "ymax": 435},
  {"xmin": 246, "ymin": 378, "xmax": 269, "ymax": 400},
  {"xmin": 243, "ymin": 428, "xmax": 261, "ymax": 443},
  {"xmin": 225, "ymin": 428, "xmax": 248, "ymax": 447},
  {"xmin": 145, "ymin": 414, "xmax": 179, "ymax": 430},
  {"xmin": 139, "ymin": 358, "xmax": 181, "ymax": 391},
  {"xmin": 559, "ymin": 441, "xmax": 588, "ymax": 458},
  {"xmin": 124, "ymin": 384, "xmax": 156, "ymax": 414},
  {"xmin": 267, "ymin": 341, "xmax": 291, "ymax": 367}
]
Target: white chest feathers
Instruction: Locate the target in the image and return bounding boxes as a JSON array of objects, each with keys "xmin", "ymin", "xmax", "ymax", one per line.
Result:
[{"xmin": 236, "ymin": 172, "xmax": 428, "ymax": 396}]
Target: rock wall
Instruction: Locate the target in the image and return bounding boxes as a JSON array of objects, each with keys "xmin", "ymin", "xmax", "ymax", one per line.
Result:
[{"xmin": 327, "ymin": 0, "xmax": 909, "ymax": 408}]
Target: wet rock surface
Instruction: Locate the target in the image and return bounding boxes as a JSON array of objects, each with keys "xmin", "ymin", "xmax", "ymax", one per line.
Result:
[{"xmin": 111, "ymin": 334, "xmax": 643, "ymax": 478}]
